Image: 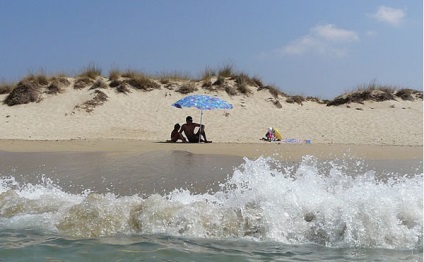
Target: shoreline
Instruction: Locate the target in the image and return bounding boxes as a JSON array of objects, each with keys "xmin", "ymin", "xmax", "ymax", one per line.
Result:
[
  {"xmin": 1, "ymin": 139, "xmax": 422, "ymax": 196},
  {"xmin": 1, "ymin": 139, "xmax": 422, "ymax": 161}
]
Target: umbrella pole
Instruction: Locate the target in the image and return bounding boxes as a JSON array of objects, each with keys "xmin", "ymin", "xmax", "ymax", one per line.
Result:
[{"xmin": 199, "ymin": 110, "xmax": 203, "ymax": 143}]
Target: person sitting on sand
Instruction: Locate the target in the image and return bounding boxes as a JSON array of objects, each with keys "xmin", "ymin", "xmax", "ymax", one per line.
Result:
[
  {"xmin": 261, "ymin": 127, "xmax": 280, "ymax": 142},
  {"xmin": 179, "ymin": 116, "xmax": 212, "ymax": 143},
  {"xmin": 266, "ymin": 127, "xmax": 275, "ymax": 142},
  {"xmin": 167, "ymin": 123, "xmax": 187, "ymax": 143}
]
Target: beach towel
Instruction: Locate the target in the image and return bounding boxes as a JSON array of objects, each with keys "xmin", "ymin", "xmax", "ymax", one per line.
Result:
[{"xmin": 279, "ymin": 138, "xmax": 311, "ymax": 144}]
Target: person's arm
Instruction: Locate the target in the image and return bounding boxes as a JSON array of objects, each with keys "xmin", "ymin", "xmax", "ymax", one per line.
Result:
[
  {"xmin": 179, "ymin": 125, "xmax": 185, "ymax": 134},
  {"xmin": 195, "ymin": 123, "xmax": 205, "ymax": 130}
]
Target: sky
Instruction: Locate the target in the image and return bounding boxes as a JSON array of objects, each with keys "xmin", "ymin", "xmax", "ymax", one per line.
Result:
[{"xmin": 0, "ymin": 0, "xmax": 422, "ymax": 99}]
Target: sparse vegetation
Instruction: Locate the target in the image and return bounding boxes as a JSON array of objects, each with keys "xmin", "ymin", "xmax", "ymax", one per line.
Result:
[
  {"xmin": 1, "ymin": 67, "xmax": 422, "ymax": 110},
  {"xmin": 74, "ymin": 77, "xmax": 93, "ymax": 89},
  {"xmin": 116, "ymin": 83, "xmax": 131, "ymax": 94},
  {"xmin": 157, "ymin": 71, "xmax": 191, "ymax": 83},
  {"xmin": 109, "ymin": 79, "xmax": 131, "ymax": 94},
  {"xmin": 4, "ymin": 80, "xmax": 41, "ymax": 106},
  {"xmin": 75, "ymin": 90, "xmax": 108, "ymax": 112},
  {"xmin": 176, "ymin": 82, "xmax": 198, "ymax": 94},
  {"xmin": 46, "ymin": 82, "xmax": 63, "ymax": 94},
  {"xmin": 258, "ymin": 85, "xmax": 287, "ymax": 98},
  {"xmin": 326, "ymin": 83, "xmax": 400, "ymax": 106},
  {"xmin": 251, "ymin": 77, "xmax": 264, "ymax": 88},
  {"xmin": 395, "ymin": 88, "xmax": 422, "ymax": 101},
  {"xmin": 108, "ymin": 69, "xmax": 121, "ymax": 81},
  {"xmin": 213, "ymin": 75, "xmax": 226, "ymax": 86},
  {"xmin": 121, "ymin": 69, "xmax": 145, "ymax": 79},
  {"xmin": 124, "ymin": 75, "xmax": 160, "ymax": 91},
  {"xmin": 218, "ymin": 64, "xmax": 234, "ymax": 78},
  {"xmin": 90, "ymin": 79, "xmax": 108, "ymax": 90},
  {"xmin": 200, "ymin": 67, "xmax": 216, "ymax": 81},
  {"xmin": 202, "ymin": 80, "xmax": 213, "ymax": 89},
  {"xmin": 0, "ymin": 82, "xmax": 15, "ymax": 95},
  {"xmin": 225, "ymin": 85, "xmax": 237, "ymax": 96},
  {"xmin": 109, "ymin": 80, "xmax": 121, "ymax": 88},
  {"xmin": 234, "ymin": 73, "xmax": 257, "ymax": 87},
  {"xmin": 235, "ymin": 78, "xmax": 252, "ymax": 95},
  {"xmin": 286, "ymin": 95, "xmax": 305, "ymax": 105},
  {"xmin": 23, "ymin": 73, "xmax": 49, "ymax": 86},
  {"xmin": 78, "ymin": 63, "xmax": 102, "ymax": 79},
  {"xmin": 50, "ymin": 76, "xmax": 70, "ymax": 87},
  {"xmin": 306, "ymin": 96, "xmax": 325, "ymax": 104}
]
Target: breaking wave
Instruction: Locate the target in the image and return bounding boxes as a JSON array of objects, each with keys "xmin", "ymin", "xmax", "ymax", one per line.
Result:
[{"xmin": 0, "ymin": 155, "xmax": 422, "ymax": 250}]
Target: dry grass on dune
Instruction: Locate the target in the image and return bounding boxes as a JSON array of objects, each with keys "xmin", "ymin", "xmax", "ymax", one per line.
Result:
[
  {"xmin": 4, "ymin": 80, "xmax": 42, "ymax": 106},
  {"xmin": 74, "ymin": 90, "xmax": 108, "ymax": 113},
  {"xmin": 1, "ymin": 65, "xmax": 422, "ymax": 109},
  {"xmin": 78, "ymin": 63, "xmax": 102, "ymax": 80},
  {"xmin": 0, "ymin": 82, "xmax": 15, "ymax": 95},
  {"xmin": 326, "ymin": 81, "xmax": 423, "ymax": 106}
]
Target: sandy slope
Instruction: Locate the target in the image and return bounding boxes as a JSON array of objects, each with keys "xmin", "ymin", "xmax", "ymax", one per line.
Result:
[{"xmin": 0, "ymin": 78, "xmax": 422, "ymax": 145}]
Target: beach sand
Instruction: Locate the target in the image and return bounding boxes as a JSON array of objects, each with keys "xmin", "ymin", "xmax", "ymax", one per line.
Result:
[
  {"xmin": 0, "ymin": 77, "xmax": 422, "ymax": 194},
  {"xmin": 0, "ymin": 78, "xmax": 422, "ymax": 146}
]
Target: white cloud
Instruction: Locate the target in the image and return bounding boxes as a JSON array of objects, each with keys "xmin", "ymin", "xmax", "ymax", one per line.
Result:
[
  {"xmin": 370, "ymin": 6, "xmax": 406, "ymax": 26},
  {"xmin": 281, "ymin": 36, "xmax": 324, "ymax": 55},
  {"xmin": 312, "ymin": 24, "xmax": 359, "ymax": 42},
  {"xmin": 277, "ymin": 23, "xmax": 358, "ymax": 57}
]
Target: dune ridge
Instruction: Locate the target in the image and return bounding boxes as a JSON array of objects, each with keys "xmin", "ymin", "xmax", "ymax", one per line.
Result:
[{"xmin": 0, "ymin": 74, "xmax": 422, "ymax": 145}]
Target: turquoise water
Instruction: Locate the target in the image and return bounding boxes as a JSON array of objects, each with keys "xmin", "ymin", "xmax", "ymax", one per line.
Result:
[
  {"xmin": 0, "ymin": 231, "xmax": 421, "ymax": 261},
  {"xmin": 0, "ymin": 152, "xmax": 422, "ymax": 261}
]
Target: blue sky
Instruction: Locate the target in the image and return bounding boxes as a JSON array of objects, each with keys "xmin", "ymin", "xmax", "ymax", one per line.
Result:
[{"xmin": 0, "ymin": 0, "xmax": 422, "ymax": 98}]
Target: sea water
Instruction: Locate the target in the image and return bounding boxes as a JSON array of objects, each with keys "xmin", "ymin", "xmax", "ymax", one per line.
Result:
[{"xmin": 0, "ymin": 153, "xmax": 422, "ymax": 261}]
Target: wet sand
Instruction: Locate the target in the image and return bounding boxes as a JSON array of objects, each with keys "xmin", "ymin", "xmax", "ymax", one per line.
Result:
[
  {"xmin": 0, "ymin": 140, "xmax": 422, "ymax": 196},
  {"xmin": 0, "ymin": 139, "xmax": 422, "ymax": 160}
]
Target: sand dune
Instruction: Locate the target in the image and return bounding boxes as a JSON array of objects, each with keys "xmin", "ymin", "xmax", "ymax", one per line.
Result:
[{"xmin": 0, "ymin": 77, "xmax": 422, "ymax": 146}]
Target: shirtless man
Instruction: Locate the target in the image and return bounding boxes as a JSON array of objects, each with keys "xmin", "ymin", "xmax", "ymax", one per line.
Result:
[{"xmin": 179, "ymin": 116, "xmax": 212, "ymax": 143}]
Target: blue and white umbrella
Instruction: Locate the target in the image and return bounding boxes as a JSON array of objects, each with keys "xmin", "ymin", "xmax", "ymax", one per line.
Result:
[{"xmin": 172, "ymin": 94, "xmax": 233, "ymax": 141}]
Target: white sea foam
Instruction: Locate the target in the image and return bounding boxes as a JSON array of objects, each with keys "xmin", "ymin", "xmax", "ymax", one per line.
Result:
[{"xmin": 0, "ymin": 156, "xmax": 422, "ymax": 250}]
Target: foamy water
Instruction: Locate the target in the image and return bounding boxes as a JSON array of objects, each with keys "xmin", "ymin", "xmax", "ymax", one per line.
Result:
[{"xmin": 0, "ymin": 155, "xmax": 422, "ymax": 260}]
